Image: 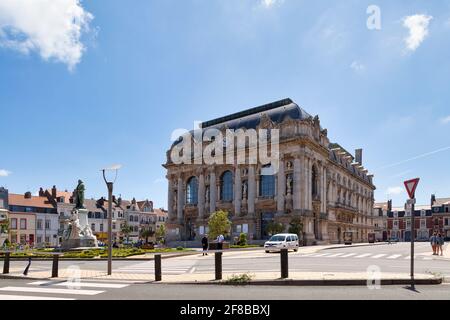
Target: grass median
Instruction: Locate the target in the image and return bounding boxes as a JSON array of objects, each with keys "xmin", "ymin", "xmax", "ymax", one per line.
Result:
[{"xmin": 1, "ymin": 247, "xmax": 193, "ymax": 259}]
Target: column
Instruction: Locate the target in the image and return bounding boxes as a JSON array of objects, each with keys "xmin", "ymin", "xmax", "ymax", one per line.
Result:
[
  {"xmin": 306, "ymin": 157, "xmax": 312, "ymax": 211},
  {"xmin": 234, "ymin": 166, "xmax": 242, "ymax": 216},
  {"xmin": 209, "ymin": 171, "xmax": 216, "ymax": 213},
  {"xmin": 167, "ymin": 177, "xmax": 174, "ymax": 220},
  {"xmin": 277, "ymin": 160, "xmax": 285, "ymax": 214},
  {"xmin": 198, "ymin": 172, "xmax": 205, "ymax": 219},
  {"xmin": 177, "ymin": 176, "xmax": 184, "ymax": 221},
  {"xmin": 301, "ymin": 156, "xmax": 308, "ymax": 210},
  {"xmin": 293, "ymin": 157, "xmax": 301, "ymax": 210},
  {"xmin": 248, "ymin": 165, "xmax": 256, "ymax": 216}
]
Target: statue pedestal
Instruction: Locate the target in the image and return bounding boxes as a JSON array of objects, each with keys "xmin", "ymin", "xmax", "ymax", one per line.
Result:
[{"xmin": 62, "ymin": 208, "xmax": 98, "ymax": 250}]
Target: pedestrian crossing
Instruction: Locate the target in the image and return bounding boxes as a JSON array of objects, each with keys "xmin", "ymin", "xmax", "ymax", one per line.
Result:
[
  {"xmin": 115, "ymin": 261, "xmax": 193, "ymax": 275},
  {"xmin": 301, "ymin": 252, "xmax": 436, "ymax": 261},
  {"xmin": 0, "ymin": 280, "xmax": 131, "ymax": 300}
]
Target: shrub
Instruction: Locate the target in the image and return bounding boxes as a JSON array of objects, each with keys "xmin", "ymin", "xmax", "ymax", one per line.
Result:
[
  {"xmin": 224, "ymin": 273, "xmax": 254, "ymax": 285},
  {"xmin": 238, "ymin": 233, "xmax": 247, "ymax": 246},
  {"xmin": 176, "ymin": 246, "xmax": 184, "ymax": 251}
]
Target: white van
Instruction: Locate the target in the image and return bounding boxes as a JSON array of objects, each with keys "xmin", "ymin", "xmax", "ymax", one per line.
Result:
[{"xmin": 264, "ymin": 233, "xmax": 300, "ymax": 253}]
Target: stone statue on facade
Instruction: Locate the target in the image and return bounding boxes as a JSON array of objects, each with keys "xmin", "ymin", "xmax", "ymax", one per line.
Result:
[
  {"xmin": 205, "ymin": 186, "xmax": 210, "ymax": 203},
  {"xmin": 286, "ymin": 175, "xmax": 292, "ymax": 195},
  {"xmin": 242, "ymin": 181, "xmax": 248, "ymax": 200}
]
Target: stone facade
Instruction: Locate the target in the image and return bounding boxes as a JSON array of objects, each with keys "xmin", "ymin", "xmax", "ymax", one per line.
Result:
[{"xmin": 163, "ymin": 99, "xmax": 376, "ymax": 245}]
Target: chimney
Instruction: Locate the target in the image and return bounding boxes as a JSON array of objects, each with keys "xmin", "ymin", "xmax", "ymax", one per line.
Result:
[
  {"xmin": 355, "ymin": 149, "xmax": 363, "ymax": 165},
  {"xmin": 387, "ymin": 199, "xmax": 392, "ymax": 212},
  {"xmin": 52, "ymin": 185, "xmax": 57, "ymax": 199},
  {"xmin": 24, "ymin": 191, "xmax": 32, "ymax": 199},
  {"xmin": 112, "ymin": 195, "xmax": 116, "ymax": 203},
  {"xmin": 431, "ymin": 194, "xmax": 436, "ymax": 207},
  {"xmin": 38, "ymin": 188, "xmax": 45, "ymax": 197}
]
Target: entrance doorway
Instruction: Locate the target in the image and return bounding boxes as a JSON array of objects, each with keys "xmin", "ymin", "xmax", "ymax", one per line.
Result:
[{"xmin": 261, "ymin": 212, "xmax": 275, "ymax": 240}]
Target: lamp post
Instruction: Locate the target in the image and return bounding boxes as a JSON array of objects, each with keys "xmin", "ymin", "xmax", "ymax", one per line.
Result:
[{"xmin": 102, "ymin": 164, "xmax": 121, "ymax": 275}]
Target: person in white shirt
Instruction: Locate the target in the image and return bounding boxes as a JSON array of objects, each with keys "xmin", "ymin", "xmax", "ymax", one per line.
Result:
[{"xmin": 217, "ymin": 234, "xmax": 224, "ymax": 250}]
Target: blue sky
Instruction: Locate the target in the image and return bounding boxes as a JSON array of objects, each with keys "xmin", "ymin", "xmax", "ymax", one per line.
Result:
[{"xmin": 0, "ymin": 0, "xmax": 449, "ymax": 208}]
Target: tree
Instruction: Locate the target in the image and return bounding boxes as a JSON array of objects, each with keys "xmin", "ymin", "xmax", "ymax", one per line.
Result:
[
  {"xmin": 140, "ymin": 227, "xmax": 155, "ymax": 244},
  {"xmin": 208, "ymin": 210, "xmax": 231, "ymax": 240},
  {"xmin": 156, "ymin": 225, "xmax": 166, "ymax": 244},
  {"xmin": 121, "ymin": 222, "xmax": 133, "ymax": 244},
  {"xmin": 265, "ymin": 222, "xmax": 284, "ymax": 236},
  {"xmin": 288, "ymin": 217, "xmax": 304, "ymax": 240}
]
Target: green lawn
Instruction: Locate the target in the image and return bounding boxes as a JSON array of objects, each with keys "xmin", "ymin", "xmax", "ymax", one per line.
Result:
[{"xmin": 2, "ymin": 247, "xmax": 193, "ymax": 259}]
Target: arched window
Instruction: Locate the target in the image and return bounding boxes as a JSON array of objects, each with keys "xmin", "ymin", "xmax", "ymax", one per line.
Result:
[
  {"xmin": 260, "ymin": 174, "xmax": 275, "ymax": 198},
  {"xmin": 312, "ymin": 166, "xmax": 318, "ymax": 197},
  {"xmin": 186, "ymin": 177, "xmax": 198, "ymax": 205},
  {"xmin": 221, "ymin": 171, "xmax": 233, "ymax": 201}
]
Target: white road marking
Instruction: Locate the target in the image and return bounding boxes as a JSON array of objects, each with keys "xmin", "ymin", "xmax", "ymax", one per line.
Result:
[
  {"xmin": 423, "ymin": 257, "xmax": 433, "ymax": 260},
  {"xmin": 371, "ymin": 254, "xmax": 387, "ymax": 259},
  {"xmin": 387, "ymin": 254, "xmax": 402, "ymax": 259},
  {"xmin": 355, "ymin": 253, "xmax": 371, "ymax": 258},
  {"xmin": 311, "ymin": 253, "xmax": 333, "ymax": 257},
  {"xmin": 340, "ymin": 253, "xmax": 357, "ymax": 258},
  {"xmin": 0, "ymin": 286, "xmax": 104, "ymax": 295},
  {"xmin": 325, "ymin": 253, "xmax": 345, "ymax": 258},
  {"xmin": 29, "ymin": 281, "xmax": 128, "ymax": 288},
  {"xmin": 0, "ymin": 294, "xmax": 75, "ymax": 300}
]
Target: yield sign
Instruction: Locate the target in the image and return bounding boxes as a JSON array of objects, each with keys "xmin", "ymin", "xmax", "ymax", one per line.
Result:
[{"xmin": 404, "ymin": 178, "xmax": 420, "ymax": 199}]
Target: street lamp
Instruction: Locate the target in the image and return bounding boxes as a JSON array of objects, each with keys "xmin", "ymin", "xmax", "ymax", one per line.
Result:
[{"xmin": 102, "ymin": 164, "xmax": 122, "ymax": 275}]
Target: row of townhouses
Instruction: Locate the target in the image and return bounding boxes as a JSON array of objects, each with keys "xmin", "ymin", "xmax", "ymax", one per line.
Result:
[
  {"xmin": 373, "ymin": 195, "xmax": 450, "ymax": 241},
  {"xmin": 0, "ymin": 186, "xmax": 168, "ymax": 247}
]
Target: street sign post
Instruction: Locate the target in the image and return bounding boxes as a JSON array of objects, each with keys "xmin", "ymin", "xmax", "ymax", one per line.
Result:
[{"xmin": 404, "ymin": 178, "xmax": 420, "ymax": 290}]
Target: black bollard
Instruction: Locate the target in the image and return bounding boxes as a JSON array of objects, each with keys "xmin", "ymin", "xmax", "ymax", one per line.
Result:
[
  {"xmin": 154, "ymin": 254, "xmax": 162, "ymax": 281},
  {"xmin": 215, "ymin": 252, "xmax": 222, "ymax": 280},
  {"xmin": 3, "ymin": 252, "xmax": 10, "ymax": 274},
  {"xmin": 52, "ymin": 254, "xmax": 59, "ymax": 278},
  {"xmin": 23, "ymin": 257, "xmax": 32, "ymax": 276},
  {"xmin": 280, "ymin": 249, "xmax": 288, "ymax": 279}
]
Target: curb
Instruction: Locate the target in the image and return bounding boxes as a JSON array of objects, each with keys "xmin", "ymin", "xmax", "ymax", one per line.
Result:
[{"xmin": 167, "ymin": 278, "xmax": 443, "ymax": 286}]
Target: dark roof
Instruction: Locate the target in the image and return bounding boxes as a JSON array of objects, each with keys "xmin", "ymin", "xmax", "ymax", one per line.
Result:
[
  {"xmin": 172, "ymin": 98, "xmax": 312, "ymax": 147},
  {"xmin": 201, "ymin": 98, "xmax": 312, "ymax": 130}
]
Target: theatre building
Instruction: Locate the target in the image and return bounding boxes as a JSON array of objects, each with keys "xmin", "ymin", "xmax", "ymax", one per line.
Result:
[{"xmin": 164, "ymin": 99, "xmax": 376, "ymax": 245}]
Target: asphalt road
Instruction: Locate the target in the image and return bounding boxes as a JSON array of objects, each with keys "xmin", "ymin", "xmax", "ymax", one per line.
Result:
[{"xmin": 7, "ymin": 243, "xmax": 450, "ymax": 278}]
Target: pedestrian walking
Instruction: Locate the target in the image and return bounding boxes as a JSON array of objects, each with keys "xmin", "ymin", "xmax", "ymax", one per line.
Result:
[
  {"xmin": 437, "ymin": 233, "xmax": 444, "ymax": 256},
  {"xmin": 430, "ymin": 232, "xmax": 438, "ymax": 255},
  {"xmin": 201, "ymin": 234, "xmax": 209, "ymax": 256},
  {"xmin": 216, "ymin": 234, "xmax": 224, "ymax": 250}
]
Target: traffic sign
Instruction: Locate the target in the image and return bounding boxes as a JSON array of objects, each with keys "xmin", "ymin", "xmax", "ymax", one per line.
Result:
[{"xmin": 404, "ymin": 178, "xmax": 420, "ymax": 199}]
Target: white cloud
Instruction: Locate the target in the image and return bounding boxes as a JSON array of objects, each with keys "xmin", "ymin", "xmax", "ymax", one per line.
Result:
[
  {"xmin": 386, "ymin": 186, "xmax": 404, "ymax": 195},
  {"xmin": 0, "ymin": 0, "xmax": 94, "ymax": 70},
  {"xmin": 0, "ymin": 170, "xmax": 11, "ymax": 177},
  {"xmin": 261, "ymin": 0, "xmax": 284, "ymax": 8},
  {"xmin": 350, "ymin": 60, "xmax": 365, "ymax": 72},
  {"xmin": 440, "ymin": 116, "xmax": 450, "ymax": 124},
  {"xmin": 402, "ymin": 14, "xmax": 433, "ymax": 52}
]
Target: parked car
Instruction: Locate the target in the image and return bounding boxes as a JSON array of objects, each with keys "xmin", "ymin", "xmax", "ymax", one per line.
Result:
[{"xmin": 264, "ymin": 233, "xmax": 299, "ymax": 253}]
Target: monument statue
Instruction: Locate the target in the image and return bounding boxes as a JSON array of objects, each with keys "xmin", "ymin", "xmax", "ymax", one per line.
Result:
[
  {"xmin": 62, "ymin": 180, "xmax": 98, "ymax": 249},
  {"xmin": 74, "ymin": 180, "xmax": 86, "ymax": 209}
]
